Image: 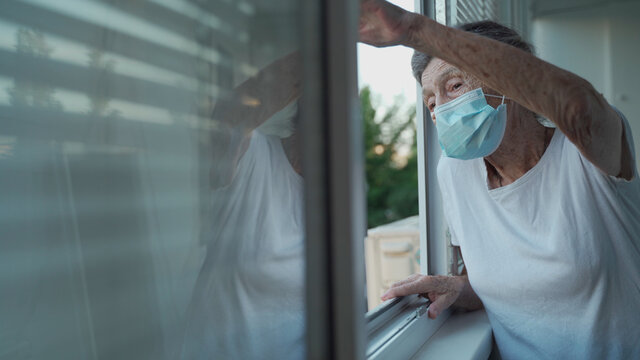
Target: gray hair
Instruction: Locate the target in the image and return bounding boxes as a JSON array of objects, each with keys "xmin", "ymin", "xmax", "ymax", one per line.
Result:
[{"xmin": 411, "ymin": 21, "xmax": 534, "ymax": 85}]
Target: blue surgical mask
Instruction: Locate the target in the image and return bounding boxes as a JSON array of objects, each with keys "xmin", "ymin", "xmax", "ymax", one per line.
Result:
[{"xmin": 433, "ymin": 88, "xmax": 507, "ymax": 160}]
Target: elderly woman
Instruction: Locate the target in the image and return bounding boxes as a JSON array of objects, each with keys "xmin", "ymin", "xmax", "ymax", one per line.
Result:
[{"xmin": 360, "ymin": 1, "xmax": 640, "ymax": 358}]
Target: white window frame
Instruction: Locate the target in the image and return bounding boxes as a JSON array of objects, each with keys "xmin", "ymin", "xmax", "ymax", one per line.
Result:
[{"xmin": 421, "ymin": 0, "xmax": 449, "ymax": 277}]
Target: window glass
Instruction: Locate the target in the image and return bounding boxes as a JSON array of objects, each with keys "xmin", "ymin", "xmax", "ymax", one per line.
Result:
[
  {"xmin": 358, "ymin": 0, "xmax": 420, "ymax": 312},
  {"xmin": 0, "ymin": 1, "xmax": 305, "ymax": 359}
]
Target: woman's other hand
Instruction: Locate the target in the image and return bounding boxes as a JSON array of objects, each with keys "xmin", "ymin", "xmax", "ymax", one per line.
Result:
[
  {"xmin": 359, "ymin": 0, "xmax": 418, "ymax": 47},
  {"xmin": 381, "ymin": 274, "xmax": 465, "ymax": 319}
]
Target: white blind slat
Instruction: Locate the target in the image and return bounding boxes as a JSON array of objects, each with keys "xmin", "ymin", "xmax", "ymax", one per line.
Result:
[{"xmin": 453, "ymin": 0, "xmax": 500, "ymax": 25}]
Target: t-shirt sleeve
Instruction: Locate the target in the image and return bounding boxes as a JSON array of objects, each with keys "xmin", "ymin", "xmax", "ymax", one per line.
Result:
[
  {"xmin": 569, "ymin": 106, "xmax": 638, "ymax": 184},
  {"xmin": 613, "ymin": 107, "xmax": 638, "ymax": 179}
]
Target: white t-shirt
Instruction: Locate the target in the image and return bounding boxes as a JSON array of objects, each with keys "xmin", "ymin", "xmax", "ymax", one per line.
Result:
[
  {"xmin": 438, "ymin": 113, "xmax": 640, "ymax": 359},
  {"xmin": 181, "ymin": 130, "xmax": 305, "ymax": 359}
]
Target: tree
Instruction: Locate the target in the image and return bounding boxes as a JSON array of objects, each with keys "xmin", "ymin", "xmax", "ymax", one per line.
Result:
[
  {"xmin": 9, "ymin": 28, "xmax": 62, "ymax": 110},
  {"xmin": 361, "ymin": 86, "xmax": 418, "ymax": 228}
]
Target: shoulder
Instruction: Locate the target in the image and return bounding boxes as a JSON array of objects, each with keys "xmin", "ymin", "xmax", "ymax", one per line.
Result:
[{"xmin": 614, "ymin": 107, "xmax": 638, "ymax": 178}]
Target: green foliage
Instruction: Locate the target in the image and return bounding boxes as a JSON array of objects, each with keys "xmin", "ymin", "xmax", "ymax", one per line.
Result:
[{"xmin": 361, "ymin": 86, "xmax": 419, "ymax": 228}]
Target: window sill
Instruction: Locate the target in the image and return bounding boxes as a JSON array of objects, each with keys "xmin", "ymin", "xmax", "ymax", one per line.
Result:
[
  {"xmin": 367, "ymin": 295, "xmax": 447, "ymax": 359},
  {"xmin": 411, "ymin": 309, "xmax": 492, "ymax": 360}
]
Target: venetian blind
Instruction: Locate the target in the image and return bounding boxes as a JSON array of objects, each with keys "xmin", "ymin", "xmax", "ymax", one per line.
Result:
[{"xmin": 449, "ymin": 0, "xmax": 500, "ymax": 25}]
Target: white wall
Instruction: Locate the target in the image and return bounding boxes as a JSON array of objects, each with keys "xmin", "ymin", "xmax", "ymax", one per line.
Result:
[{"xmin": 532, "ymin": 1, "xmax": 640, "ymax": 169}]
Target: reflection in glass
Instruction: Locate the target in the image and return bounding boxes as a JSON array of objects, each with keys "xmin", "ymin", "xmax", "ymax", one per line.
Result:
[{"xmin": 0, "ymin": 1, "xmax": 305, "ymax": 359}]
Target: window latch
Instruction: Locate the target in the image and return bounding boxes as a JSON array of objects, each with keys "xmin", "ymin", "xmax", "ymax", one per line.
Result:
[{"xmin": 414, "ymin": 301, "xmax": 430, "ymax": 318}]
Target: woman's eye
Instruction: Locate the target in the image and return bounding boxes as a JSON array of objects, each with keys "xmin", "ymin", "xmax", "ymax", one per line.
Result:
[
  {"xmin": 424, "ymin": 97, "xmax": 435, "ymax": 111},
  {"xmin": 452, "ymin": 83, "xmax": 462, "ymax": 90}
]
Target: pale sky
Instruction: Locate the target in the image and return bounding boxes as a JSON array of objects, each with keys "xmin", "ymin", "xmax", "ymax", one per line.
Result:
[{"xmin": 357, "ymin": 0, "xmax": 417, "ymax": 112}]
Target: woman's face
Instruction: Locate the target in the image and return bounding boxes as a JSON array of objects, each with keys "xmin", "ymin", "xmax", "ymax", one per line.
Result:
[{"xmin": 421, "ymin": 58, "xmax": 501, "ymax": 124}]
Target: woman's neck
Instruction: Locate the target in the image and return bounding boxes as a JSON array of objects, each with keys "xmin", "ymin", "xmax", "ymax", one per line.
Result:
[{"xmin": 484, "ymin": 111, "xmax": 554, "ymax": 189}]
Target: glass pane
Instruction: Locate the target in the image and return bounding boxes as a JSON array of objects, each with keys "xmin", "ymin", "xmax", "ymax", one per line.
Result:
[
  {"xmin": 0, "ymin": 0, "xmax": 305, "ymax": 359},
  {"xmin": 358, "ymin": 0, "xmax": 420, "ymax": 312}
]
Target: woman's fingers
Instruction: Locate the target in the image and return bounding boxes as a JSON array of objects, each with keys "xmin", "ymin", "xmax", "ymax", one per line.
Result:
[
  {"xmin": 381, "ymin": 274, "xmax": 431, "ymax": 300},
  {"xmin": 381, "ymin": 274, "xmax": 421, "ymax": 300},
  {"xmin": 389, "ymin": 273, "xmax": 422, "ymax": 288},
  {"xmin": 427, "ymin": 292, "xmax": 457, "ymax": 319},
  {"xmin": 358, "ymin": 0, "xmax": 412, "ymax": 47},
  {"xmin": 358, "ymin": 1, "xmax": 385, "ymax": 44}
]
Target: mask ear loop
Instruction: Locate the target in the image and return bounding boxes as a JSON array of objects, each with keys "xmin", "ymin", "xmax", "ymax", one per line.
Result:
[{"xmin": 485, "ymin": 94, "xmax": 508, "ymax": 103}]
